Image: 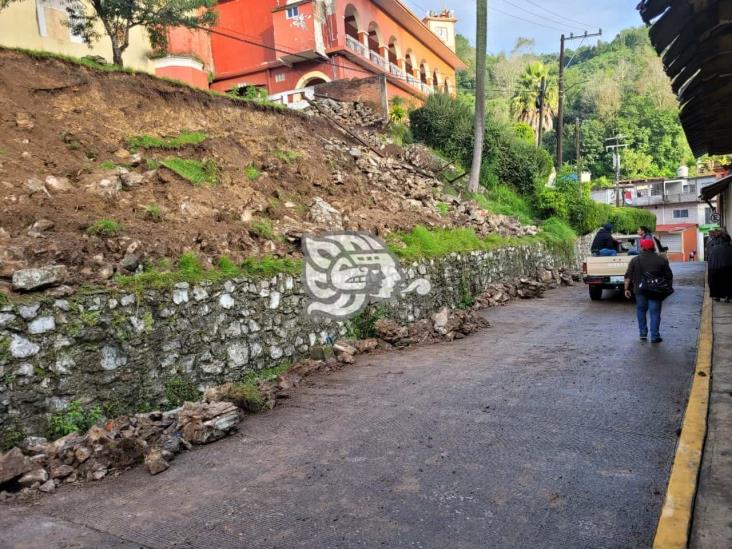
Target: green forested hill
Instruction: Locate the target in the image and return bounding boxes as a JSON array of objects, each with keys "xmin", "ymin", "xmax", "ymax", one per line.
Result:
[{"xmin": 456, "ymin": 27, "xmax": 699, "ymax": 184}]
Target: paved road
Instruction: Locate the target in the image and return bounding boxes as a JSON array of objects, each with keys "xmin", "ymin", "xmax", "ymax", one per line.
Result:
[{"xmin": 1, "ymin": 263, "xmax": 705, "ymax": 549}]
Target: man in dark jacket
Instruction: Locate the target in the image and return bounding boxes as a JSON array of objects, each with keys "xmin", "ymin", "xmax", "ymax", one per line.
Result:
[
  {"xmin": 591, "ymin": 223, "xmax": 619, "ymax": 256},
  {"xmin": 624, "ymin": 239, "xmax": 673, "ymax": 343}
]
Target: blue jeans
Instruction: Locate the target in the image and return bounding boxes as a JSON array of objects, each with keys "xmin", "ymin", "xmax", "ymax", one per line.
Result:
[
  {"xmin": 636, "ymin": 294, "xmax": 662, "ymax": 340},
  {"xmin": 596, "ymin": 248, "xmax": 618, "ymax": 256}
]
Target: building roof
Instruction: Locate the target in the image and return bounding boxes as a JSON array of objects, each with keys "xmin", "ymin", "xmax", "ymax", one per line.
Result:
[
  {"xmin": 700, "ymin": 173, "xmax": 732, "ymax": 200},
  {"xmin": 656, "ymin": 223, "xmax": 698, "ymax": 232},
  {"xmin": 377, "ymin": 0, "xmax": 466, "ymax": 70},
  {"xmin": 638, "ymin": 1, "xmax": 732, "ymax": 156}
]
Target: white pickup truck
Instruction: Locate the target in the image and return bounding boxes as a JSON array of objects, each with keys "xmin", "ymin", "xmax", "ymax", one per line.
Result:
[{"xmin": 582, "ymin": 235, "xmax": 665, "ymax": 301}]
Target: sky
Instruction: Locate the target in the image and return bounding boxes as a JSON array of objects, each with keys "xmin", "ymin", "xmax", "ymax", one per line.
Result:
[{"xmin": 402, "ymin": 0, "xmax": 645, "ymax": 55}]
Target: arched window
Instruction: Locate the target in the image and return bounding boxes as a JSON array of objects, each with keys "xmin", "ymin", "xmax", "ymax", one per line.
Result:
[
  {"xmin": 432, "ymin": 70, "xmax": 440, "ymax": 91},
  {"xmin": 443, "ymin": 78, "xmax": 450, "ymax": 94},
  {"xmin": 344, "ymin": 4, "xmax": 361, "ymax": 41},
  {"xmin": 387, "ymin": 37, "xmax": 400, "ymax": 66},
  {"xmin": 367, "ymin": 22, "xmax": 382, "ymax": 55},
  {"xmin": 419, "ymin": 62, "xmax": 428, "ymax": 84},
  {"xmin": 404, "ymin": 52, "xmax": 415, "ymax": 76}
]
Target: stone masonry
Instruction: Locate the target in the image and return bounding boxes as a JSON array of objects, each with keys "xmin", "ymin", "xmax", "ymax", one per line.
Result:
[{"xmin": 0, "ymin": 240, "xmax": 591, "ymax": 439}]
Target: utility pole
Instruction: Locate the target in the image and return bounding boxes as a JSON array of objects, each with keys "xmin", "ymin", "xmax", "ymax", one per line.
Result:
[
  {"xmin": 467, "ymin": 0, "xmax": 487, "ymax": 193},
  {"xmin": 606, "ymin": 135, "xmax": 629, "ymax": 207},
  {"xmin": 557, "ymin": 29, "xmax": 602, "ymax": 170},
  {"xmin": 537, "ymin": 76, "xmax": 546, "ymax": 147},
  {"xmin": 575, "ymin": 117, "xmax": 582, "ymax": 198}
]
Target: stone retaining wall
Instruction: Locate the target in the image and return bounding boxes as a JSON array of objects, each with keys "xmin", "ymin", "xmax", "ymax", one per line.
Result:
[{"xmin": 0, "ymin": 240, "xmax": 591, "ymax": 441}]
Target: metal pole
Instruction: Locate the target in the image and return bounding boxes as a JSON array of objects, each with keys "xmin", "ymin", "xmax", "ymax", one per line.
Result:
[
  {"xmin": 537, "ymin": 77, "xmax": 546, "ymax": 147},
  {"xmin": 575, "ymin": 117, "xmax": 582, "ymax": 197},
  {"xmin": 556, "ymin": 34, "xmax": 565, "ymax": 169}
]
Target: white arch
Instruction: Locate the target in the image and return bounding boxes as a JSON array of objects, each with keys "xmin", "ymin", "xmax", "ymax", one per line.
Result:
[
  {"xmin": 344, "ymin": 4, "xmax": 363, "ymax": 36},
  {"xmin": 295, "ymin": 71, "xmax": 332, "ymax": 89}
]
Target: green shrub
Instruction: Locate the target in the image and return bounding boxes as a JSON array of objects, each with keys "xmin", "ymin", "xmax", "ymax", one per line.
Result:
[
  {"xmin": 160, "ymin": 157, "xmax": 218, "ymax": 186},
  {"xmin": 165, "ymin": 377, "xmax": 200, "ymax": 408},
  {"xmin": 609, "ymin": 207, "xmax": 657, "ymax": 234},
  {"xmin": 471, "ymin": 185, "xmax": 536, "ymax": 225},
  {"xmin": 48, "ymin": 400, "xmax": 103, "ymax": 438},
  {"xmin": 127, "ymin": 130, "xmax": 207, "ymax": 150},
  {"xmin": 87, "ymin": 219, "xmax": 123, "ymax": 236},
  {"xmin": 145, "ymin": 203, "xmax": 162, "ymax": 221},
  {"xmin": 244, "ymin": 164, "xmax": 261, "ymax": 181},
  {"xmin": 388, "ymin": 122, "xmax": 413, "ymax": 146},
  {"xmin": 273, "ymin": 149, "xmax": 300, "ymax": 163},
  {"xmin": 177, "ymin": 252, "xmax": 204, "ymax": 278},
  {"xmin": 249, "ymin": 217, "xmax": 278, "ymax": 240}
]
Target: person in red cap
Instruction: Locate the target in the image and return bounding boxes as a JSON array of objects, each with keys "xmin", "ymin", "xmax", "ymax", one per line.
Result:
[{"xmin": 624, "ymin": 239, "xmax": 674, "ymax": 343}]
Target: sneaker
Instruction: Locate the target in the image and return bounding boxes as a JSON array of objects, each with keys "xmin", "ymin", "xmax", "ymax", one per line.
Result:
[
  {"xmin": 651, "ymin": 337, "xmax": 663, "ymax": 344},
  {"xmin": 640, "ymin": 335, "xmax": 648, "ymax": 341}
]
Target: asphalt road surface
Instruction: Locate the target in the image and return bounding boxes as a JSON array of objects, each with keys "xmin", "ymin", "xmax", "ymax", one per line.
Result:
[{"xmin": 0, "ymin": 263, "xmax": 705, "ymax": 549}]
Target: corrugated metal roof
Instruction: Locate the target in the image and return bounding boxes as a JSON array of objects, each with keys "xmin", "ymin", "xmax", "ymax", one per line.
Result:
[{"xmin": 638, "ymin": 0, "xmax": 732, "ymax": 156}]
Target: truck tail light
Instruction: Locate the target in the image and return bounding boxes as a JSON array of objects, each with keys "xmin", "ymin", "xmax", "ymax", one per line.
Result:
[{"xmin": 582, "ymin": 261, "xmax": 587, "ymax": 274}]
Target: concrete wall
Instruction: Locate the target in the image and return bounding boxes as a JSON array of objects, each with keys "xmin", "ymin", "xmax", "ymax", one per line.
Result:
[
  {"xmin": 0, "ymin": 0, "xmax": 155, "ymax": 72},
  {"xmin": 0, "ymin": 241, "xmax": 589, "ymax": 440}
]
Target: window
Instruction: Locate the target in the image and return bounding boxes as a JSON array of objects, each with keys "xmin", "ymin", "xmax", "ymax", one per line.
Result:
[
  {"xmin": 673, "ymin": 209, "xmax": 689, "ymax": 219},
  {"xmin": 682, "ymin": 183, "xmax": 697, "ymax": 194},
  {"xmin": 286, "ymin": 6, "xmax": 299, "ymax": 19},
  {"xmin": 705, "ymin": 207, "xmax": 714, "ymax": 224},
  {"xmin": 275, "ymin": 73, "xmax": 286, "ymax": 83}
]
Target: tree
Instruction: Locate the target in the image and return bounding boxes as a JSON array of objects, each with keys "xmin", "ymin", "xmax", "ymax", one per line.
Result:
[
  {"xmin": 510, "ymin": 61, "xmax": 557, "ymax": 136},
  {"xmin": 468, "ymin": 0, "xmax": 487, "ymax": 193},
  {"xmin": 65, "ymin": 0, "xmax": 218, "ymax": 67},
  {"xmin": 0, "ymin": 0, "xmax": 18, "ymax": 9}
]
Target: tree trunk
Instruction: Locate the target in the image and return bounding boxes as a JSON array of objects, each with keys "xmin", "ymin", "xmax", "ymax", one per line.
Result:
[
  {"xmin": 112, "ymin": 45, "xmax": 123, "ymax": 67},
  {"xmin": 468, "ymin": 0, "xmax": 488, "ymax": 194}
]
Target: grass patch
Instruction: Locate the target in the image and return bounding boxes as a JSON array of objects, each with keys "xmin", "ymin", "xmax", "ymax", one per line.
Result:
[
  {"xmin": 249, "ymin": 217, "xmax": 278, "ymax": 240},
  {"xmin": 116, "ymin": 253, "xmax": 302, "ymax": 291},
  {"xmin": 99, "ymin": 160, "xmax": 117, "ymax": 170},
  {"xmin": 244, "ymin": 164, "xmax": 261, "ymax": 181},
  {"xmin": 126, "ymin": 130, "xmax": 207, "ymax": 151},
  {"xmin": 470, "ymin": 185, "xmax": 536, "ymax": 225},
  {"xmin": 1, "ymin": 428, "xmax": 25, "ymax": 452},
  {"xmin": 273, "ymin": 149, "xmax": 300, "ymax": 163},
  {"xmin": 436, "ymin": 202, "xmax": 450, "ymax": 217},
  {"xmin": 537, "ymin": 217, "xmax": 577, "ymax": 258},
  {"xmin": 145, "ymin": 203, "xmax": 162, "ymax": 221},
  {"xmin": 160, "ymin": 157, "xmax": 218, "ymax": 186},
  {"xmin": 388, "ymin": 225, "xmax": 511, "ymax": 261},
  {"xmin": 87, "ymin": 219, "xmax": 123, "ymax": 237},
  {"xmin": 48, "ymin": 400, "xmax": 103, "ymax": 439}
]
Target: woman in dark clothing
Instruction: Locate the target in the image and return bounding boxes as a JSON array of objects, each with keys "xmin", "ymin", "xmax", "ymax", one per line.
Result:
[{"xmin": 708, "ymin": 232, "xmax": 732, "ymax": 302}]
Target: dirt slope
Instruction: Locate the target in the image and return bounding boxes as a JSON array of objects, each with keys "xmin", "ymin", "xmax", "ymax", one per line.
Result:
[{"xmin": 0, "ymin": 49, "xmax": 452, "ymax": 293}]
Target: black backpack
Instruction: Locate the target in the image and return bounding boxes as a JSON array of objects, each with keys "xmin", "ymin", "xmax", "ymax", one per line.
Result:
[{"xmin": 639, "ymin": 271, "xmax": 674, "ymax": 300}]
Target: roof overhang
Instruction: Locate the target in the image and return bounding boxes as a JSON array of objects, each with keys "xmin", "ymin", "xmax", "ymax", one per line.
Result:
[
  {"xmin": 700, "ymin": 173, "xmax": 732, "ymax": 200},
  {"xmin": 638, "ymin": 0, "xmax": 732, "ymax": 157},
  {"xmin": 374, "ymin": 0, "xmax": 467, "ymax": 71}
]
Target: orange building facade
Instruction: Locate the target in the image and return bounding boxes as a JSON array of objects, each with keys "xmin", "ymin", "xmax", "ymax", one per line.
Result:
[{"xmin": 154, "ymin": 1, "xmax": 465, "ymax": 105}]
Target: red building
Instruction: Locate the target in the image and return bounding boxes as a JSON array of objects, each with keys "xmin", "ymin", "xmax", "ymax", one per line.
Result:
[{"xmin": 154, "ymin": 1, "xmax": 465, "ymax": 105}]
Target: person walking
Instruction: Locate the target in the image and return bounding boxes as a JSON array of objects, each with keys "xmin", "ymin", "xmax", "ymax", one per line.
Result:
[
  {"xmin": 708, "ymin": 231, "xmax": 732, "ymax": 302},
  {"xmin": 624, "ymin": 239, "xmax": 674, "ymax": 343}
]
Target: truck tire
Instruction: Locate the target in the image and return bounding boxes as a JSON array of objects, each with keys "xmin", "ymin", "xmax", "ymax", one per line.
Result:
[{"xmin": 589, "ymin": 286, "xmax": 603, "ymax": 301}]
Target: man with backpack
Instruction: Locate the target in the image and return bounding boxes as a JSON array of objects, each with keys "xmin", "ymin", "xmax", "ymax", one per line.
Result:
[{"xmin": 624, "ymin": 239, "xmax": 674, "ymax": 343}]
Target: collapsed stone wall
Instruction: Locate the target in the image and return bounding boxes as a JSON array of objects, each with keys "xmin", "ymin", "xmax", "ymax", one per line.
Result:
[{"xmin": 0, "ymin": 241, "xmax": 589, "ymax": 440}]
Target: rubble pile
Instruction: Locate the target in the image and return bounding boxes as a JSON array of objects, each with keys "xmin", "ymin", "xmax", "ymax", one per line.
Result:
[
  {"xmin": 307, "ymin": 97, "xmax": 385, "ymax": 130},
  {"xmin": 473, "ymin": 268, "xmax": 579, "ymax": 308}
]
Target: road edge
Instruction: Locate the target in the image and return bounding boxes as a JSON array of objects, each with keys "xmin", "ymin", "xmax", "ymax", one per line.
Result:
[{"xmin": 653, "ymin": 274, "xmax": 713, "ymax": 548}]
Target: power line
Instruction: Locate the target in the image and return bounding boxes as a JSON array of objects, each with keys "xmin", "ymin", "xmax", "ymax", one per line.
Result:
[
  {"xmin": 488, "ymin": 6, "xmax": 568, "ymax": 32},
  {"xmin": 518, "ymin": 0, "xmax": 597, "ymax": 30},
  {"xmin": 501, "ymin": 0, "xmax": 588, "ymax": 32}
]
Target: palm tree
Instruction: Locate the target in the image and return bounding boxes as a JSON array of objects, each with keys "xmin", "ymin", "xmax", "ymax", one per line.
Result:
[
  {"xmin": 510, "ymin": 62, "xmax": 558, "ymax": 138},
  {"xmin": 468, "ymin": 0, "xmax": 487, "ymax": 193}
]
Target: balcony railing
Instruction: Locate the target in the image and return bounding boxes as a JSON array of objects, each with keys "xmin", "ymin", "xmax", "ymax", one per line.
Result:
[
  {"xmin": 632, "ymin": 192, "xmax": 703, "ymax": 206},
  {"xmin": 344, "ymin": 35, "xmax": 432, "ymax": 95},
  {"xmin": 389, "ymin": 62, "xmax": 404, "ymax": 78},
  {"xmin": 369, "ymin": 50, "xmax": 386, "ymax": 69},
  {"xmin": 346, "ymin": 34, "xmax": 366, "ymax": 57}
]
